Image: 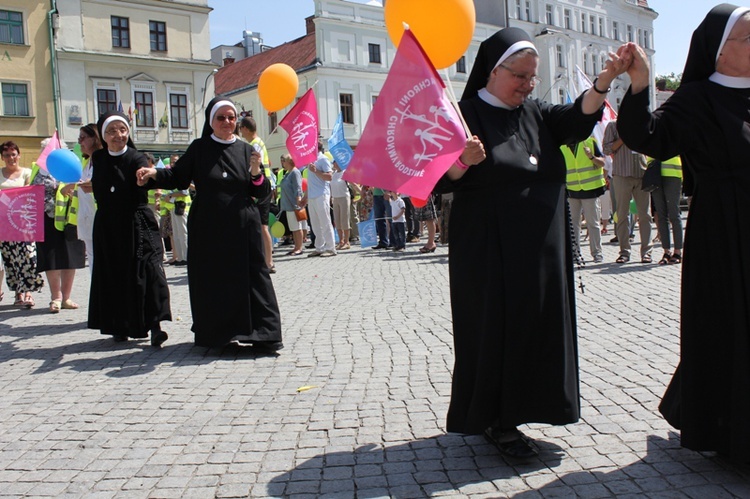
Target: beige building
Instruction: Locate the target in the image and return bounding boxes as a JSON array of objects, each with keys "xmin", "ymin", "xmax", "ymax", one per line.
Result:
[
  {"xmin": 0, "ymin": 1, "xmax": 56, "ymax": 158},
  {"xmin": 55, "ymin": 0, "xmax": 217, "ymax": 154}
]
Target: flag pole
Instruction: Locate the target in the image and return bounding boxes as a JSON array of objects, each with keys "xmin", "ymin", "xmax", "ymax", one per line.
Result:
[
  {"xmin": 442, "ymin": 70, "xmax": 472, "ymax": 138},
  {"xmin": 268, "ymin": 80, "xmax": 319, "ymax": 136}
]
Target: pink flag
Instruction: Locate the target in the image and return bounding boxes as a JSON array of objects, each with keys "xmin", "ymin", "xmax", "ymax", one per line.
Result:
[
  {"xmin": 35, "ymin": 130, "xmax": 61, "ymax": 171},
  {"xmin": 343, "ymin": 29, "xmax": 465, "ymax": 199},
  {"xmin": 574, "ymin": 65, "xmax": 617, "ymax": 147},
  {"xmin": 0, "ymin": 185, "xmax": 45, "ymax": 242},
  {"xmin": 279, "ymin": 89, "xmax": 319, "ymax": 167}
]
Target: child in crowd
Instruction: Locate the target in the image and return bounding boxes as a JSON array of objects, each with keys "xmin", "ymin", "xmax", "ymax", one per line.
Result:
[{"xmin": 388, "ymin": 191, "xmax": 406, "ymax": 251}]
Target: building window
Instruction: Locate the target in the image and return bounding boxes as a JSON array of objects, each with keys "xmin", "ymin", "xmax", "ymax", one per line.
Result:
[
  {"xmin": 268, "ymin": 111, "xmax": 278, "ymax": 133},
  {"xmin": 564, "ymin": 9, "xmax": 571, "ymax": 29},
  {"xmin": 371, "ymin": 95, "xmax": 378, "ymax": 108},
  {"xmin": 97, "ymin": 88, "xmax": 118, "ymax": 116},
  {"xmin": 583, "ymin": 54, "xmax": 589, "ymax": 74},
  {"xmin": 590, "ymin": 16, "xmax": 596, "ymax": 35},
  {"xmin": 581, "ymin": 13, "xmax": 587, "ymax": 33},
  {"xmin": 644, "ymin": 30, "xmax": 651, "ymax": 49},
  {"xmin": 150, "ymin": 21, "xmax": 167, "ymax": 52},
  {"xmin": 456, "ymin": 56, "xmax": 466, "ymax": 74},
  {"xmin": 612, "ymin": 21, "xmax": 620, "ymax": 41},
  {"xmin": 368, "ymin": 43, "xmax": 381, "ymax": 64},
  {"xmin": 111, "ymin": 16, "xmax": 130, "ymax": 48},
  {"xmin": 545, "ymin": 4, "xmax": 553, "ymax": 25},
  {"xmin": 0, "ymin": 10, "xmax": 24, "ymax": 45},
  {"xmin": 627, "ymin": 24, "xmax": 634, "ymax": 42},
  {"xmin": 599, "ymin": 18, "xmax": 605, "ymax": 37},
  {"xmin": 592, "ymin": 54, "xmax": 598, "ymax": 74},
  {"xmin": 340, "ymin": 93, "xmax": 354, "ymax": 124},
  {"xmin": 558, "ymin": 87, "xmax": 567, "ymax": 104},
  {"xmin": 524, "ymin": 1, "xmax": 530, "ymax": 22},
  {"xmin": 556, "ymin": 45, "xmax": 565, "ymax": 68},
  {"xmin": 516, "ymin": 0, "xmax": 522, "ymax": 20},
  {"xmin": 2, "ymin": 83, "xmax": 29, "ymax": 116},
  {"xmin": 134, "ymin": 91, "xmax": 154, "ymax": 127},
  {"xmin": 169, "ymin": 93, "xmax": 188, "ymax": 129}
]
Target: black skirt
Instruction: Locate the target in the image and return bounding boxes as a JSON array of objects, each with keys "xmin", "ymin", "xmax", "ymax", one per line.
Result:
[{"xmin": 36, "ymin": 215, "xmax": 86, "ymax": 272}]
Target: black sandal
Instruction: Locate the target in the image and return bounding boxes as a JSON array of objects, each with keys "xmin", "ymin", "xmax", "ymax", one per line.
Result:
[
  {"xmin": 484, "ymin": 427, "xmax": 539, "ymax": 460},
  {"xmin": 669, "ymin": 253, "xmax": 682, "ymax": 264},
  {"xmin": 658, "ymin": 253, "xmax": 671, "ymax": 265},
  {"xmin": 615, "ymin": 255, "xmax": 629, "ymax": 264}
]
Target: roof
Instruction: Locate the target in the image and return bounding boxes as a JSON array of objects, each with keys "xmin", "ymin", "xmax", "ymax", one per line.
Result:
[{"xmin": 214, "ymin": 33, "xmax": 317, "ymax": 96}]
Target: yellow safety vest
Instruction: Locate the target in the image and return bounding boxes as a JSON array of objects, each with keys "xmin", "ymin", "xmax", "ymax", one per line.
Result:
[
  {"xmin": 250, "ymin": 137, "xmax": 272, "ymax": 180},
  {"xmin": 661, "ymin": 156, "xmax": 682, "ymax": 180},
  {"xmin": 562, "ymin": 138, "xmax": 606, "ymax": 192},
  {"xmin": 54, "ymin": 184, "xmax": 79, "ymax": 230},
  {"xmin": 275, "ymin": 169, "xmax": 285, "ymax": 203}
]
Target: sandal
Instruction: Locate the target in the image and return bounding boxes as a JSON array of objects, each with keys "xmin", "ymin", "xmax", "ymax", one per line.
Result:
[
  {"xmin": 641, "ymin": 254, "xmax": 653, "ymax": 264},
  {"xmin": 419, "ymin": 245, "xmax": 437, "ymax": 253},
  {"xmin": 14, "ymin": 293, "xmax": 24, "ymax": 307},
  {"xmin": 0, "ymin": 291, "xmax": 3, "ymax": 302},
  {"xmin": 23, "ymin": 293, "xmax": 34, "ymax": 309},
  {"xmin": 61, "ymin": 299, "xmax": 79, "ymax": 310},
  {"xmin": 615, "ymin": 255, "xmax": 629, "ymax": 264},
  {"xmin": 658, "ymin": 253, "xmax": 671, "ymax": 265},
  {"xmin": 669, "ymin": 253, "xmax": 682, "ymax": 264},
  {"xmin": 286, "ymin": 249, "xmax": 303, "ymax": 256},
  {"xmin": 49, "ymin": 300, "xmax": 61, "ymax": 314}
]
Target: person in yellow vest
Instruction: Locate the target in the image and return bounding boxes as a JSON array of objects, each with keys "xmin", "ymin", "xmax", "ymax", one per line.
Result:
[
  {"xmin": 652, "ymin": 156, "xmax": 684, "ymax": 265},
  {"xmin": 238, "ymin": 116, "xmax": 275, "ymax": 273},
  {"xmin": 562, "ymin": 136, "xmax": 607, "ymax": 263},
  {"xmin": 34, "ymin": 137, "xmax": 86, "ymax": 313}
]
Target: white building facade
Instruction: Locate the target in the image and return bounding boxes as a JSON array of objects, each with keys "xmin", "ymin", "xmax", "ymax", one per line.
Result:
[{"xmin": 54, "ymin": 0, "xmax": 217, "ymax": 152}]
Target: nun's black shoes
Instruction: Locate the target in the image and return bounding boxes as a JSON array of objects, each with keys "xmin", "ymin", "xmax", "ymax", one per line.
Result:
[
  {"xmin": 484, "ymin": 426, "xmax": 539, "ymax": 459},
  {"xmin": 151, "ymin": 330, "xmax": 169, "ymax": 347},
  {"xmin": 252, "ymin": 340, "xmax": 284, "ymax": 353},
  {"xmin": 113, "ymin": 335, "xmax": 128, "ymax": 343}
]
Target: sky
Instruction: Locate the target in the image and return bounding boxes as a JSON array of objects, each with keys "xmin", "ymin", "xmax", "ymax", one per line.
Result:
[{"xmin": 207, "ymin": 0, "xmax": 721, "ymax": 77}]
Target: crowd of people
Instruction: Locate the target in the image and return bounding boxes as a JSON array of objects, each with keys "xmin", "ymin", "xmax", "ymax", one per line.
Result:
[{"xmin": 1, "ymin": 2, "xmax": 747, "ymax": 466}]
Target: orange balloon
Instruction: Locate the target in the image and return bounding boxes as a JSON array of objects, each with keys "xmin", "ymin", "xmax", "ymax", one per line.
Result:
[
  {"xmin": 385, "ymin": 0, "xmax": 475, "ymax": 69},
  {"xmin": 258, "ymin": 63, "xmax": 299, "ymax": 112},
  {"xmin": 411, "ymin": 197, "xmax": 427, "ymax": 208}
]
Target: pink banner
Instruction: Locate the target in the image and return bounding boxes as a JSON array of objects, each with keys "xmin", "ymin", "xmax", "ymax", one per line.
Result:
[
  {"xmin": 0, "ymin": 185, "xmax": 45, "ymax": 242},
  {"xmin": 35, "ymin": 130, "xmax": 60, "ymax": 171},
  {"xmin": 279, "ymin": 89, "xmax": 319, "ymax": 167},
  {"xmin": 343, "ymin": 30, "xmax": 465, "ymax": 199}
]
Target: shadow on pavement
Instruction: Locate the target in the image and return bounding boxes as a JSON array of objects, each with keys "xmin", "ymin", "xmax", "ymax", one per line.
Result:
[{"xmin": 267, "ymin": 434, "xmax": 564, "ymax": 497}]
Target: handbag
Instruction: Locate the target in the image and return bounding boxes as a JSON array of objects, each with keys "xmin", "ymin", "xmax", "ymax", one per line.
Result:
[
  {"xmin": 294, "ymin": 208, "xmax": 307, "ymax": 222},
  {"xmin": 173, "ymin": 200, "xmax": 186, "ymax": 216},
  {"xmin": 641, "ymin": 160, "xmax": 662, "ymax": 192}
]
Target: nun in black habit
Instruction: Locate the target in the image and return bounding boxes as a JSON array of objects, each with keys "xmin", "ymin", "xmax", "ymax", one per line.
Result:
[
  {"xmin": 616, "ymin": 4, "xmax": 750, "ymax": 462},
  {"xmin": 88, "ymin": 111, "xmax": 171, "ymax": 346},
  {"xmin": 137, "ymin": 97, "xmax": 282, "ymax": 351},
  {"xmin": 438, "ymin": 28, "xmax": 628, "ymax": 458}
]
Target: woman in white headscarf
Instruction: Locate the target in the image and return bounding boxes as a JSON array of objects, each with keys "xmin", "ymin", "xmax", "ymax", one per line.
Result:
[
  {"xmin": 439, "ymin": 27, "xmax": 627, "ymax": 459},
  {"xmin": 88, "ymin": 111, "xmax": 171, "ymax": 346},
  {"xmin": 137, "ymin": 96, "xmax": 282, "ymax": 352},
  {"xmin": 617, "ymin": 4, "xmax": 750, "ymax": 462}
]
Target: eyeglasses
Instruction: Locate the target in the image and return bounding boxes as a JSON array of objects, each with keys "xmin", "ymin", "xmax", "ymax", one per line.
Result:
[
  {"xmin": 215, "ymin": 114, "xmax": 237, "ymax": 122},
  {"xmin": 727, "ymin": 34, "xmax": 750, "ymax": 44},
  {"xmin": 497, "ymin": 64, "xmax": 542, "ymax": 86},
  {"xmin": 105, "ymin": 126, "xmax": 128, "ymax": 136}
]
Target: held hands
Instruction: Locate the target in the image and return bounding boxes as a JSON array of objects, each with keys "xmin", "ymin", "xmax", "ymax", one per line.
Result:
[
  {"xmin": 617, "ymin": 42, "xmax": 651, "ymax": 94},
  {"xmin": 136, "ymin": 167, "xmax": 156, "ymax": 186}
]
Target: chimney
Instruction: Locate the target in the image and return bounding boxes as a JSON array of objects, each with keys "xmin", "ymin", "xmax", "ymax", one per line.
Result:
[
  {"xmin": 223, "ymin": 49, "xmax": 235, "ymax": 66},
  {"xmin": 305, "ymin": 15, "xmax": 315, "ymax": 35}
]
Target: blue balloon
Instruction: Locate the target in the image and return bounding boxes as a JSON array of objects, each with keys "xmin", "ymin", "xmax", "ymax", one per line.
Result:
[{"xmin": 47, "ymin": 149, "xmax": 82, "ymax": 183}]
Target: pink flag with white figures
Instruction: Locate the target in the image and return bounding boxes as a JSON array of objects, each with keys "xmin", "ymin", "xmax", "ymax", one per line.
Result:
[
  {"xmin": 343, "ymin": 29, "xmax": 465, "ymax": 199},
  {"xmin": 0, "ymin": 185, "xmax": 45, "ymax": 242},
  {"xmin": 35, "ymin": 130, "xmax": 61, "ymax": 171},
  {"xmin": 279, "ymin": 89, "xmax": 319, "ymax": 167}
]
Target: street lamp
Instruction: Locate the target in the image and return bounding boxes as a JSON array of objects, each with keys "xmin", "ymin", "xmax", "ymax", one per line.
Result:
[
  {"xmin": 201, "ymin": 68, "xmax": 219, "ymax": 110},
  {"xmin": 540, "ymin": 73, "xmax": 568, "ymax": 101}
]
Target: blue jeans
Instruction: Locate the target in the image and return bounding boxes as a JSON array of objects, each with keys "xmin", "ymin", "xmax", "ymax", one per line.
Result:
[
  {"xmin": 391, "ymin": 222, "xmax": 406, "ymax": 250},
  {"xmin": 373, "ymin": 195, "xmax": 390, "ymax": 246}
]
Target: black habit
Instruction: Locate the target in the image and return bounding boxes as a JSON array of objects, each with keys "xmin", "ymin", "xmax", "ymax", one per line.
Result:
[
  {"xmin": 88, "ymin": 146, "xmax": 171, "ymax": 338},
  {"xmin": 153, "ymin": 137, "xmax": 281, "ymax": 348},
  {"xmin": 442, "ymin": 94, "xmax": 600, "ymax": 434},
  {"xmin": 618, "ymin": 83, "xmax": 750, "ymax": 461}
]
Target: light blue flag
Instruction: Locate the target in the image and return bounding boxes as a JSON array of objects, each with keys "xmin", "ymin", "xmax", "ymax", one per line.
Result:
[
  {"xmin": 328, "ymin": 113, "xmax": 345, "ymax": 149},
  {"xmin": 330, "ymin": 140, "xmax": 354, "ymax": 170},
  {"xmin": 357, "ymin": 219, "xmax": 377, "ymax": 248}
]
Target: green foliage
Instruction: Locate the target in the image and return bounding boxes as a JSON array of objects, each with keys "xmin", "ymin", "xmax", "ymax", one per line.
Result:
[{"xmin": 655, "ymin": 73, "xmax": 681, "ymax": 91}]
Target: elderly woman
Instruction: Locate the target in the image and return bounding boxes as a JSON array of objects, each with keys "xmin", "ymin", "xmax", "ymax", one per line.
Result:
[
  {"xmin": 440, "ymin": 27, "xmax": 626, "ymax": 459},
  {"xmin": 89, "ymin": 111, "xmax": 171, "ymax": 346},
  {"xmin": 137, "ymin": 97, "xmax": 282, "ymax": 352},
  {"xmin": 616, "ymin": 4, "xmax": 750, "ymax": 462},
  {"xmin": 0, "ymin": 141, "xmax": 44, "ymax": 308},
  {"xmin": 279, "ymin": 153, "xmax": 307, "ymax": 256}
]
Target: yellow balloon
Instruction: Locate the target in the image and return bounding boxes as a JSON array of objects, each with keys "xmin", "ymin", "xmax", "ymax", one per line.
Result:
[
  {"xmin": 258, "ymin": 63, "xmax": 299, "ymax": 112},
  {"xmin": 385, "ymin": 0, "xmax": 475, "ymax": 69},
  {"xmin": 270, "ymin": 221, "xmax": 285, "ymax": 238}
]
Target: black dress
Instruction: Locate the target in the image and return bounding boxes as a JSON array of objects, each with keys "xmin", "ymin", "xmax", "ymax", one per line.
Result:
[
  {"xmin": 618, "ymin": 82, "xmax": 750, "ymax": 461},
  {"xmin": 154, "ymin": 137, "xmax": 281, "ymax": 348},
  {"xmin": 442, "ymin": 95, "xmax": 600, "ymax": 434},
  {"xmin": 88, "ymin": 147, "xmax": 171, "ymax": 338}
]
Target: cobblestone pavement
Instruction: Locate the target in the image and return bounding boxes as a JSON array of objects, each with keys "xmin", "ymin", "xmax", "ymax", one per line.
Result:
[{"xmin": 1, "ymin": 229, "xmax": 749, "ymax": 498}]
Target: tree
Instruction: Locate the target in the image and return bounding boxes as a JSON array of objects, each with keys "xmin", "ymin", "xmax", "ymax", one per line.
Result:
[{"xmin": 655, "ymin": 73, "xmax": 681, "ymax": 91}]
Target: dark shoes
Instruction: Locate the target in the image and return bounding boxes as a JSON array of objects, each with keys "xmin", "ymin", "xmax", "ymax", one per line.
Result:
[
  {"xmin": 151, "ymin": 330, "xmax": 169, "ymax": 347},
  {"xmin": 252, "ymin": 341, "xmax": 284, "ymax": 353},
  {"xmin": 113, "ymin": 334, "xmax": 128, "ymax": 343},
  {"xmin": 484, "ymin": 426, "xmax": 539, "ymax": 460},
  {"xmin": 373, "ymin": 243, "xmax": 389, "ymax": 249}
]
